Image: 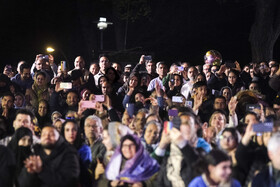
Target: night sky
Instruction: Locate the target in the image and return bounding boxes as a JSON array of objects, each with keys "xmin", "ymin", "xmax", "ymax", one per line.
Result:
[{"xmin": 0, "ymin": 0, "xmax": 279, "ymax": 70}]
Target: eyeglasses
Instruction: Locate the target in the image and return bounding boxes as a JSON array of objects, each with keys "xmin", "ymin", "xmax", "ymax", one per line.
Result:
[
  {"xmin": 85, "ymin": 124, "xmax": 98, "ymax": 129},
  {"xmin": 122, "ymin": 143, "xmax": 136, "ymax": 149},
  {"xmin": 220, "ymin": 135, "xmax": 235, "ymax": 141}
]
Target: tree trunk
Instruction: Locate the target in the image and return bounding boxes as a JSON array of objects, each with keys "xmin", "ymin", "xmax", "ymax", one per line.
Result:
[{"xmin": 249, "ymin": 0, "xmax": 280, "ymax": 63}]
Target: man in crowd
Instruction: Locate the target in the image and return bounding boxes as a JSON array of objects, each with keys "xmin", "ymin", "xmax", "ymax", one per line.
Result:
[
  {"xmin": 147, "ymin": 61, "xmax": 168, "ymax": 91},
  {"xmin": 94, "ymin": 54, "xmax": 110, "ymax": 86},
  {"xmin": 68, "ymin": 56, "xmax": 90, "ymax": 82},
  {"xmin": 18, "ymin": 126, "xmax": 80, "ymax": 187},
  {"xmin": 11, "ymin": 63, "xmax": 33, "ymax": 94},
  {"xmin": 84, "ymin": 115, "xmax": 106, "ymax": 173},
  {"xmin": 0, "ymin": 92, "xmax": 16, "ymax": 135}
]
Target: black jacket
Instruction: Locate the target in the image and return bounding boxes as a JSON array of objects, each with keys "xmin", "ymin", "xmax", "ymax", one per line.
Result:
[{"xmin": 18, "ymin": 136, "xmax": 80, "ymax": 187}]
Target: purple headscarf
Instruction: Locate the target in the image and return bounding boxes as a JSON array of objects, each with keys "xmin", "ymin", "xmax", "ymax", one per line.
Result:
[{"xmin": 105, "ymin": 134, "xmax": 159, "ymax": 183}]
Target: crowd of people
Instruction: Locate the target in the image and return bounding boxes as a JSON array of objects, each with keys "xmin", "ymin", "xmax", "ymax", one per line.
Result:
[{"xmin": 1, "ymin": 52, "xmax": 280, "ymax": 187}]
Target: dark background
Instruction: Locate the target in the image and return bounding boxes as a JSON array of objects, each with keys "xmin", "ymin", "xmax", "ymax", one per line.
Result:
[{"xmin": 0, "ymin": 0, "xmax": 279, "ymax": 70}]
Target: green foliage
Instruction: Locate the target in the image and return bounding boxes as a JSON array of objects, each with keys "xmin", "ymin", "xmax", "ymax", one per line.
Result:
[{"xmin": 113, "ymin": 0, "xmax": 151, "ymax": 22}]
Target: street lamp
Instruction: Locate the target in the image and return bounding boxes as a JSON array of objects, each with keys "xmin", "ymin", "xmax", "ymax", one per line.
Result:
[
  {"xmin": 46, "ymin": 47, "xmax": 55, "ymax": 53},
  {"xmin": 97, "ymin": 17, "xmax": 113, "ymax": 50}
]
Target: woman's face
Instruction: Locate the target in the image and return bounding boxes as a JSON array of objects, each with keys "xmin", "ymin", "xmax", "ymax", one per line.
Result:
[
  {"xmin": 173, "ymin": 75, "xmax": 181, "ymax": 87},
  {"xmin": 106, "ymin": 69, "xmax": 116, "ymax": 81},
  {"xmin": 129, "ymin": 76, "xmax": 138, "ymax": 88},
  {"xmin": 220, "ymin": 131, "xmax": 237, "ymax": 152},
  {"xmin": 64, "ymin": 122, "xmax": 78, "ymax": 144},
  {"xmin": 52, "ymin": 113, "xmax": 61, "ymax": 122},
  {"xmin": 196, "ymin": 74, "xmax": 205, "ymax": 82},
  {"xmin": 38, "ymin": 102, "xmax": 48, "ymax": 117},
  {"xmin": 209, "ymin": 160, "xmax": 232, "ymax": 184},
  {"xmin": 99, "ymin": 77, "xmax": 107, "ymax": 87},
  {"xmin": 144, "ymin": 124, "xmax": 159, "ymax": 145},
  {"xmin": 135, "ymin": 93, "xmax": 145, "ymax": 104},
  {"xmin": 222, "ymin": 88, "xmax": 231, "ymax": 101},
  {"xmin": 102, "ymin": 130, "xmax": 113, "ymax": 151},
  {"xmin": 36, "ymin": 74, "xmax": 46, "ymax": 86},
  {"xmin": 18, "ymin": 135, "xmax": 32, "ymax": 146},
  {"xmin": 15, "ymin": 95, "xmax": 24, "ymax": 107},
  {"xmin": 228, "ymin": 72, "xmax": 237, "ymax": 85},
  {"xmin": 211, "ymin": 113, "xmax": 226, "ymax": 133},
  {"xmin": 82, "ymin": 90, "xmax": 91, "ymax": 101},
  {"xmin": 121, "ymin": 139, "xmax": 136, "ymax": 160},
  {"xmin": 54, "ymin": 121, "xmax": 63, "ymax": 132},
  {"xmin": 122, "ymin": 112, "xmax": 133, "ymax": 126}
]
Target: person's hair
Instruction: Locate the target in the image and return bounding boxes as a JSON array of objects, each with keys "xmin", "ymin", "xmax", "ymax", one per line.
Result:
[
  {"xmin": 193, "ymin": 81, "xmax": 207, "ymax": 89},
  {"xmin": 145, "ymin": 113, "xmax": 163, "ymax": 125},
  {"xmin": 221, "ymin": 128, "xmax": 239, "ymax": 143},
  {"xmin": 267, "ymin": 133, "xmax": 280, "ymax": 152},
  {"xmin": 99, "ymin": 54, "xmax": 109, "ymax": 61},
  {"xmin": 35, "ymin": 71, "xmax": 46, "ymax": 79},
  {"xmin": 228, "ymin": 69, "xmax": 239, "ymax": 77},
  {"xmin": 205, "ymin": 149, "xmax": 230, "ymax": 171},
  {"xmin": 214, "ymin": 96, "xmax": 226, "ymax": 102},
  {"xmin": 85, "ymin": 115, "xmax": 102, "ymax": 128},
  {"xmin": 187, "ymin": 66, "xmax": 198, "ymax": 74},
  {"xmin": 156, "ymin": 61, "xmax": 166, "ymax": 69},
  {"xmin": 16, "ymin": 109, "xmax": 35, "ymax": 120},
  {"xmin": 61, "ymin": 119, "xmax": 83, "ymax": 149},
  {"xmin": 145, "ymin": 60, "xmax": 154, "ymax": 67},
  {"xmin": 66, "ymin": 90, "xmax": 79, "ymax": 99},
  {"xmin": 144, "ymin": 120, "xmax": 162, "ymax": 133},
  {"xmin": 244, "ymin": 111, "xmax": 260, "ymax": 122},
  {"xmin": 2, "ymin": 92, "xmax": 15, "ymax": 102},
  {"xmin": 209, "ymin": 110, "xmax": 227, "ymax": 126},
  {"xmin": 195, "ymin": 73, "xmax": 206, "ymax": 82},
  {"xmin": 19, "ymin": 63, "xmax": 30, "ymax": 73},
  {"xmin": 98, "ymin": 75, "xmax": 108, "ymax": 88}
]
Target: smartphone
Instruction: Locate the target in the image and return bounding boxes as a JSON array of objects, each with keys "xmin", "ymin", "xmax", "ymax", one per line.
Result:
[
  {"xmin": 172, "ymin": 96, "xmax": 183, "ymax": 103},
  {"xmin": 80, "ymin": 101, "xmax": 96, "ymax": 109},
  {"xmin": 126, "ymin": 103, "xmax": 135, "ymax": 118},
  {"xmin": 41, "ymin": 55, "xmax": 49, "ymax": 61},
  {"xmin": 178, "ymin": 66, "xmax": 184, "ymax": 72},
  {"xmin": 61, "ymin": 61, "xmax": 67, "ymax": 71},
  {"xmin": 95, "ymin": 95, "xmax": 105, "ymax": 102},
  {"xmin": 170, "ymin": 78, "xmax": 175, "ymax": 85},
  {"xmin": 225, "ymin": 62, "xmax": 236, "ymax": 68},
  {"xmin": 185, "ymin": 100, "xmax": 193, "ymax": 108},
  {"xmin": 168, "ymin": 109, "xmax": 178, "ymax": 117},
  {"xmin": 164, "ymin": 121, "xmax": 173, "ymax": 133},
  {"xmin": 253, "ymin": 122, "xmax": 273, "ymax": 132},
  {"xmin": 246, "ymin": 104, "xmax": 261, "ymax": 112},
  {"xmin": 60, "ymin": 82, "xmax": 72, "ymax": 89},
  {"xmin": 144, "ymin": 55, "xmax": 152, "ymax": 61}
]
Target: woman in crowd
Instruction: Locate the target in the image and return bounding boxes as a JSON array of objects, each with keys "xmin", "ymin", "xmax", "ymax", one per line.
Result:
[
  {"xmin": 227, "ymin": 69, "xmax": 245, "ymax": 96},
  {"xmin": 61, "ymin": 120, "xmax": 92, "ymax": 187},
  {"xmin": 25, "ymin": 71, "xmax": 49, "ymax": 109},
  {"xmin": 141, "ymin": 120, "xmax": 161, "ymax": 153},
  {"xmin": 220, "ymin": 86, "xmax": 232, "ymax": 105},
  {"xmin": 35, "ymin": 99, "xmax": 52, "ymax": 129},
  {"xmin": 8, "ymin": 127, "xmax": 33, "ymax": 187},
  {"xmin": 166, "ymin": 74, "xmax": 183, "ymax": 99},
  {"xmin": 105, "ymin": 134, "xmax": 159, "ymax": 186},
  {"xmin": 14, "ymin": 92, "xmax": 26, "ymax": 109},
  {"xmin": 189, "ymin": 149, "xmax": 241, "ymax": 187},
  {"xmin": 209, "ymin": 110, "xmax": 227, "ymax": 137},
  {"xmin": 105, "ymin": 67, "xmax": 121, "ymax": 92}
]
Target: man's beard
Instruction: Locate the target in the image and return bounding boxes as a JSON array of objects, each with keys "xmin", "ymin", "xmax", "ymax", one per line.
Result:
[{"xmin": 42, "ymin": 143, "xmax": 56, "ymax": 150}]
